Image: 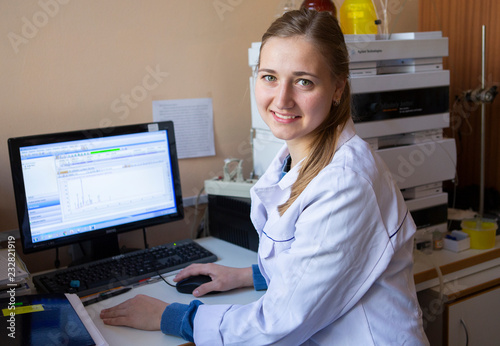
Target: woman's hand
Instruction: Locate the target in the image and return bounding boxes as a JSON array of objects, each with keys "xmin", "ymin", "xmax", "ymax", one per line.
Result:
[
  {"xmin": 174, "ymin": 263, "xmax": 253, "ymax": 297},
  {"xmin": 100, "ymin": 294, "xmax": 168, "ymax": 330}
]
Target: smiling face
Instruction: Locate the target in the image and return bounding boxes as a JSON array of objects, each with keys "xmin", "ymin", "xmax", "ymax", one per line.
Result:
[{"xmin": 255, "ymin": 36, "xmax": 344, "ymax": 157}]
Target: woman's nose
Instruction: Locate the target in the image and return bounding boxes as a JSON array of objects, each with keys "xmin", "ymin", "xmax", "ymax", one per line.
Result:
[{"xmin": 275, "ymin": 83, "xmax": 294, "ymax": 110}]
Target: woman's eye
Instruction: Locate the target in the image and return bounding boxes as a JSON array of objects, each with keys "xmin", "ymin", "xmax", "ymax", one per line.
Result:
[
  {"xmin": 262, "ymin": 75, "xmax": 277, "ymax": 82},
  {"xmin": 297, "ymin": 79, "xmax": 313, "ymax": 87}
]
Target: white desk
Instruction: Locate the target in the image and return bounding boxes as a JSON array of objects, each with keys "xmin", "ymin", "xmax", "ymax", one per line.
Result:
[
  {"xmin": 83, "ymin": 236, "xmax": 500, "ymax": 345},
  {"xmin": 84, "ymin": 237, "xmax": 264, "ymax": 346}
]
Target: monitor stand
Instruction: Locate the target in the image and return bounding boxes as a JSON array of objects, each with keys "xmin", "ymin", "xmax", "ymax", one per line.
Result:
[{"xmin": 68, "ymin": 233, "xmax": 121, "ymax": 267}]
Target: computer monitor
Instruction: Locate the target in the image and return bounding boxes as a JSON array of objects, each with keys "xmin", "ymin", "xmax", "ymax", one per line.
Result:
[{"xmin": 8, "ymin": 121, "xmax": 184, "ymax": 261}]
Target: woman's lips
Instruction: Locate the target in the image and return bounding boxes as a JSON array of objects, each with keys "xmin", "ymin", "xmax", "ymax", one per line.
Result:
[{"xmin": 272, "ymin": 110, "xmax": 300, "ymax": 121}]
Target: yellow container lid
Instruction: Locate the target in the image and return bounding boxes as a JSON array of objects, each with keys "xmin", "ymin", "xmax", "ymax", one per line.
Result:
[{"xmin": 461, "ymin": 218, "xmax": 497, "ymax": 231}]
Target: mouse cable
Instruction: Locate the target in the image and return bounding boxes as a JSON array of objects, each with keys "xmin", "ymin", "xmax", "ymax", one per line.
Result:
[{"xmin": 157, "ymin": 271, "xmax": 176, "ymax": 288}]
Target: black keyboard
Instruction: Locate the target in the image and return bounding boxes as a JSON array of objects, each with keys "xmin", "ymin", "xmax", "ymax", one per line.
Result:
[{"xmin": 33, "ymin": 239, "xmax": 217, "ymax": 297}]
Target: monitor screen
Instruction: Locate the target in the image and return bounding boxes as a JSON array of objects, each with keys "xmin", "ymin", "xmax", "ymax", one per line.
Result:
[{"xmin": 8, "ymin": 121, "xmax": 183, "ymax": 255}]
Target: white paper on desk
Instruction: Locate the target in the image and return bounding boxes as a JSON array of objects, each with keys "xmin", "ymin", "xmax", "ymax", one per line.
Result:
[
  {"xmin": 153, "ymin": 98, "xmax": 215, "ymax": 159},
  {"xmin": 66, "ymin": 293, "xmax": 109, "ymax": 346}
]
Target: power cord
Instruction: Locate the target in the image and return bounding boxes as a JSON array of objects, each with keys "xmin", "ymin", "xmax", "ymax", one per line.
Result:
[
  {"xmin": 143, "ymin": 227, "xmax": 149, "ymax": 249},
  {"xmin": 157, "ymin": 271, "xmax": 176, "ymax": 288},
  {"xmin": 54, "ymin": 247, "xmax": 60, "ymax": 269}
]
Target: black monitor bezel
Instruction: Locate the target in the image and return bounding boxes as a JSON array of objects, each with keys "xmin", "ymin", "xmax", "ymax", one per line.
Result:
[{"xmin": 8, "ymin": 121, "xmax": 184, "ymax": 254}]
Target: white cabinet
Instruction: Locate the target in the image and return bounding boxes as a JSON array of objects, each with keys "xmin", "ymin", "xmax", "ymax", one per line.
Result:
[
  {"xmin": 446, "ymin": 285, "xmax": 500, "ymax": 346},
  {"xmin": 418, "ymin": 264, "xmax": 500, "ymax": 345}
]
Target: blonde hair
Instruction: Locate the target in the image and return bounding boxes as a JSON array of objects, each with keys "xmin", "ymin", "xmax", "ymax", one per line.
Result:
[{"xmin": 257, "ymin": 9, "xmax": 352, "ymax": 215}]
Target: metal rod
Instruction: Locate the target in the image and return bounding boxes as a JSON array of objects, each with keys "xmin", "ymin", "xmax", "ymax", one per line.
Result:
[{"xmin": 479, "ymin": 25, "xmax": 486, "ymax": 217}]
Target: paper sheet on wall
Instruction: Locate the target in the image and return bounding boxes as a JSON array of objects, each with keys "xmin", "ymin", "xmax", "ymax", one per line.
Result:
[{"xmin": 152, "ymin": 98, "xmax": 215, "ymax": 159}]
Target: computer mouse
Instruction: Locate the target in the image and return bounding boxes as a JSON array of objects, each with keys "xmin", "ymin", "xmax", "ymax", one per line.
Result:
[{"xmin": 176, "ymin": 275, "xmax": 215, "ymax": 294}]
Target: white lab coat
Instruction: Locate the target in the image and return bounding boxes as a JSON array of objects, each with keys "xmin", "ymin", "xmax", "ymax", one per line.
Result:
[{"xmin": 194, "ymin": 118, "xmax": 429, "ymax": 345}]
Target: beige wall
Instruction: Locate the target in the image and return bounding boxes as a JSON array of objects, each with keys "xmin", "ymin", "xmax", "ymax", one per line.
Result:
[
  {"xmin": 1, "ymin": 0, "xmax": 418, "ymax": 269},
  {"xmin": 1, "ymin": 1, "xmax": 276, "ymax": 232}
]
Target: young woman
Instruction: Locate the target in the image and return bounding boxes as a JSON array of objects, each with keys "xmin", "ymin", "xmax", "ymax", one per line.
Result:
[{"xmin": 101, "ymin": 9, "xmax": 429, "ymax": 345}]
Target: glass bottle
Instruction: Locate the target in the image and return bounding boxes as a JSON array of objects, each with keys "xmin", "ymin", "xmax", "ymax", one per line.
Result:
[
  {"xmin": 300, "ymin": 0, "xmax": 337, "ymax": 17},
  {"xmin": 433, "ymin": 231, "xmax": 444, "ymax": 250}
]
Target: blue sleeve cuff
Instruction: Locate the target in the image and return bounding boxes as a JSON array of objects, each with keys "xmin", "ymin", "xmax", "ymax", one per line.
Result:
[
  {"xmin": 252, "ymin": 264, "xmax": 268, "ymax": 291},
  {"xmin": 160, "ymin": 300, "xmax": 203, "ymax": 342}
]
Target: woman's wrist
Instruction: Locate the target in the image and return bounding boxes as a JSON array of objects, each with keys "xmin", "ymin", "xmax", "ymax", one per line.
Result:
[{"xmin": 236, "ymin": 266, "xmax": 254, "ymax": 288}]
